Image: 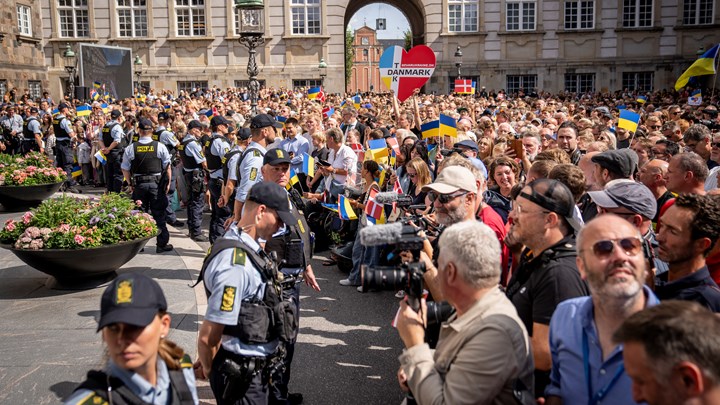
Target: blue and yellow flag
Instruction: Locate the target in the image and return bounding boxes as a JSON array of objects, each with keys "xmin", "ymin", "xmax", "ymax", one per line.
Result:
[
  {"xmin": 352, "ymin": 95, "xmax": 362, "ymax": 109},
  {"xmin": 302, "ymin": 153, "xmax": 315, "ymax": 178},
  {"xmin": 100, "ymin": 103, "xmax": 109, "ymax": 114},
  {"xmin": 286, "ymin": 168, "xmax": 300, "ymax": 190},
  {"xmin": 75, "ymin": 105, "xmax": 91, "ymax": 117},
  {"xmin": 675, "ymin": 44, "xmax": 720, "ymax": 90},
  {"xmin": 338, "ymin": 195, "xmax": 357, "ymax": 220},
  {"xmin": 276, "ymin": 115, "xmax": 287, "ymax": 128},
  {"xmin": 636, "ymin": 95, "xmax": 647, "ymax": 104},
  {"xmin": 71, "ymin": 165, "xmax": 82, "ymax": 178},
  {"xmin": 618, "ymin": 110, "xmax": 640, "ymax": 133},
  {"xmin": 428, "ymin": 144, "xmax": 438, "ymax": 163},
  {"xmin": 368, "ymin": 139, "xmax": 389, "ymax": 160},
  {"xmin": 307, "ymin": 86, "xmax": 321, "ymax": 100},
  {"xmin": 421, "ymin": 120, "xmax": 440, "ymax": 139},
  {"xmin": 439, "ymin": 114, "xmax": 457, "ymax": 138},
  {"xmin": 93, "ymin": 81, "xmax": 102, "ymax": 89}
]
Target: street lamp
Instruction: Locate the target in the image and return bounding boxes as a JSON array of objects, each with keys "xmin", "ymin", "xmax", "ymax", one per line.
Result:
[
  {"xmin": 236, "ymin": 0, "xmax": 265, "ymax": 117},
  {"xmin": 134, "ymin": 55, "xmax": 143, "ymax": 90},
  {"xmin": 454, "ymin": 46, "xmax": 463, "ymax": 78},
  {"xmin": 62, "ymin": 43, "xmax": 76, "ymax": 99},
  {"xmin": 318, "ymin": 58, "xmax": 327, "ymax": 86}
]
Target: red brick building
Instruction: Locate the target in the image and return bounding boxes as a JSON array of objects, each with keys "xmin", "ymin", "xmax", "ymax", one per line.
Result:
[{"xmin": 350, "ymin": 26, "xmax": 383, "ymax": 93}]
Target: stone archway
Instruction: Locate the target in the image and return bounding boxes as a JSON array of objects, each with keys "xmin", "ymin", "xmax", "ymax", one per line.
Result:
[{"xmin": 344, "ymin": 0, "xmax": 426, "ymax": 46}]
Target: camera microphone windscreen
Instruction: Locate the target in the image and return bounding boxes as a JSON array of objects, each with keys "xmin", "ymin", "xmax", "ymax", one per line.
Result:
[
  {"xmin": 359, "ymin": 222, "xmax": 404, "ymax": 246},
  {"xmin": 375, "ymin": 192, "xmax": 413, "ymax": 205}
]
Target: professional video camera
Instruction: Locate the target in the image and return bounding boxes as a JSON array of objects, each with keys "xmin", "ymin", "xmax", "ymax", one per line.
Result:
[
  {"xmin": 374, "ymin": 192, "xmax": 440, "ymax": 235},
  {"xmin": 359, "ymin": 222, "xmax": 427, "ymax": 311}
]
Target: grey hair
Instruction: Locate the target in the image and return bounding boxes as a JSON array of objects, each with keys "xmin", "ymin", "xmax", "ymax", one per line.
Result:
[
  {"xmin": 325, "ymin": 127, "xmax": 344, "ymax": 144},
  {"xmin": 438, "ymin": 221, "xmax": 500, "ymax": 289}
]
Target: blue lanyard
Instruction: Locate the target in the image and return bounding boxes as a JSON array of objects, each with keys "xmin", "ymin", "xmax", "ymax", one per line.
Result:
[{"xmin": 582, "ymin": 330, "xmax": 625, "ymax": 405}]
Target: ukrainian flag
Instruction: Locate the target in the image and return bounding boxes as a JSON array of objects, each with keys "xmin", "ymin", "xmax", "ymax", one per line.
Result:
[
  {"xmin": 100, "ymin": 103, "xmax": 109, "ymax": 114},
  {"xmin": 675, "ymin": 44, "xmax": 720, "ymax": 90},
  {"xmin": 286, "ymin": 168, "xmax": 300, "ymax": 190},
  {"xmin": 439, "ymin": 114, "xmax": 457, "ymax": 137},
  {"xmin": 75, "ymin": 105, "xmax": 91, "ymax": 117},
  {"xmin": 636, "ymin": 95, "xmax": 647, "ymax": 104},
  {"xmin": 52, "ymin": 108, "xmax": 59, "ymax": 116},
  {"xmin": 428, "ymin": 144, "xmax": 438, "ymax": 163},
  {"xmin": 421, "ymin": 120, "xmax": 440, "ymax": 139},
  {"xmin": 338, "ymin": 195, "xmax": 357, "ymax": 220},
  {"xmin": 352, "ymin": 95, "xmax": 362, "ymax": 109},
  {"xmin": 276, "ymin": 115, "xmax": 287, "ymax": 128},
  {"xmin": 302, "ymin": 153, "xmax": 315, "ymax": 177},
  {"xmin": 71, "ymin": 165, "xmax": 82, "ymax": 178},
  {"xmin": 368, "ymin": 139, "xmax": 389, "ymax": 160},
  {"xmin": 93, "ymin": 81, "xmax": 102, "ymax": 89},
  {"xmin": 618, "ymin": 110, "xmax": 641, "ymax": 133},
  {"xmin": 89, "ymin": 89, "xmax": 100, "ymax": 101},
  {"xmin": 307, "ymin": 86, "xmax": 321, "ymax": 100}
]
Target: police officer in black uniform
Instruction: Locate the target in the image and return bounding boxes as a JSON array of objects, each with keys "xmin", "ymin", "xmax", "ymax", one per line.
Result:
[
  {"xmin": 155, "ymin": 112, "xmax": 184, "ymax": 228},
  {"xmin": 261, "ymin": 149, "xmax": 320, "ymax": 405},
  {"xmin": 121, "ymin": 118, "xmax": 174, "ymax": 253},
  {"xmin": 101, "ymin": 109, "xmax": 127, "ymax": 193},
  {"xmin": 21, "ymin": 107, "xmax": 44, "ymax": 155},
  {"xmin": 196, "ymin": 181, "xmax": 299, "ymax": 405},
  {"xmin": 205, "ymin": 115, "xmax": 232, "ymax": 243},
  {"xmin": 179, "ymin": 120, "xmax": 209, "ymax": 242},
  {"xmin": 53, "ymin": 102, "xmax": 80, "ymax": 193}
]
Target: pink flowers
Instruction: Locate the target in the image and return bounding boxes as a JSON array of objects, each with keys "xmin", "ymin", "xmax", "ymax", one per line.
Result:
[
  {"xmin": 58, "ymin": 224, "xmax": 71, "ymax": 233},
  {"xmin": 74, "ymin": 234, "xmax": 85, "ymax": 245},
  {"xmin": 4, "ymin": 219, "xmax": 16, "ymax": 232},
  {"xmin": 22, "ymin": 212, "xmax": 33, "ymax": 225}
]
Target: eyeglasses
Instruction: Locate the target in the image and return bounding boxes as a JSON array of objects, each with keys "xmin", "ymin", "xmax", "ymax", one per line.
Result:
[
  {"xmin": 583, "ymin": 237, "xmax": 643, "ymax": 258},
  {"xmin": 712, "ymin": 142, "xmax": 720, "ymax": 148},
  {"xmin": 649, "ymin": 125, "xmax": 661, "ymax": 130},
  {"xmin": 428, "ymin": 191, "xmax": 468, "ymax": 204},
  {"xmin": 407, "ymin": 172, "xmax": 417, "ymax": 178}
]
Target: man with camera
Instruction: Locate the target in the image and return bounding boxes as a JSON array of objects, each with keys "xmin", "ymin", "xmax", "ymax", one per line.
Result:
[
  {"xmin": 197, "ymin": 181, "xmax": 299, "ymax": 405},
  {"xmin": 396, "ymin": 221, "xmax": 534, "ymax": 404}
]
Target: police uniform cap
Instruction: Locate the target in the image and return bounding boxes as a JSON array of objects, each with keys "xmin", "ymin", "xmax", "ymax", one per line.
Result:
[
  {"xmin": 158, "ymin": 111, "xmax": 170, "ymax": 121},
  {"xmin": 454, "ymin": 139, "xmax": 479, "ymax": 151},
  {"xmin": 238, "ymin": 127, "xmax": 252, "ymax": 140},
  {"xmin": 247, "ymin": 181, "xmax": 296, "ymax": 226},
  {"xmin": 58, "ymin": 102, "xmax": 70, "ymax": 110},
  {"xmin": 138, "ymin": 118, "xmax": 154, "ymax": 131},
  {"xmin": 211, "ymin": 115, "xmax": 232, "ymax": 127},
  {"xmin": 591, "ymin": 149, "xmax": 638, "ymax": 178},
  {"xmin": 187, "ymin": 120, "xmax": 203, "ymax": 130},
  {"xmin": 97, "ymin": 272, "xmax": 167, "ymax": 332},
  {"xmin": 29, "ymin": 107, "xmax": 39, "ymax": 113},
  {"xmin": 264, "ymin": 148, "xmax": 292, "ymax": 166},
  {"xmin": 110, "ymin": 109, "xmax": 122, "ymax": 119},
  {"xmin": 250, "ymin": 114, "xmax": 284, "ymax": 129}
]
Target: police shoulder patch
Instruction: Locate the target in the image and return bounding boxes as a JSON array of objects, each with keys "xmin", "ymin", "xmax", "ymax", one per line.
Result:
[
  {"xmin": 253, "ymin": 150, "xmax": 261, "ymax": 157},
  {"xmin": 232, "ymin": 248, "xmax": 246, "ymax": 265},
  {"xmin": 71, "ymin": 391, "xmax": 108, "ymax": 405},
  {"xmin": 220, "ymin": 285, "xmax": 237, "ymax": 312},
  {"xmin": 180, "ymin": 353, "xmax": 193, "ymax": 369},
  {"xmin": 249, "ymin": 167, "xmax": 258, "ymax": 181}
]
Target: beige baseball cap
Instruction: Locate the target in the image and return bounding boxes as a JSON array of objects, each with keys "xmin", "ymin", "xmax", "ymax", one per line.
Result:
[{"xmin": 422, "ymin": 166, "xmax": 477, "ymax": 195}]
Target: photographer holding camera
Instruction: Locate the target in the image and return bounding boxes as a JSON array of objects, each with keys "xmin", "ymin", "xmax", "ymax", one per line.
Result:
[{"xmin": 396, "ymin": 221, "xmax": 534, "ymax": 404}]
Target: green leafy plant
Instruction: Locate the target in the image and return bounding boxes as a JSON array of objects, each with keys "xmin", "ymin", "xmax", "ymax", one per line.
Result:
[
  {"xmin": 0, "ymin": 152, "xmax": 66, "ymax": 186},
  {"xmin": 0, "ymin": 194, "xmax": 158, "ymax": 250}
]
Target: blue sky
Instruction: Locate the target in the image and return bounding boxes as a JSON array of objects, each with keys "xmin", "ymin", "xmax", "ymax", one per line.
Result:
[{"xmin": 348, "ymin": 3, "xmax": 410, "ymax": 39}]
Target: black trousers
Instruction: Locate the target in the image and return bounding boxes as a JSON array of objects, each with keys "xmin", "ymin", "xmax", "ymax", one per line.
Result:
[
  {"xmin": 20, "ymin": 140, "xmax": 39, "ymax": 155},
  {"xmin": 269, "ymin": 278, "xmax": 300, "ymax": 405},
  {"xmin": 184, "ymin": 171, "xmax": 205, "ymax": 236},
  {"xmin": 210, "ymin": 347, "xmax": 269, "ymax": 405},
  {"xmin": 209, "ymin": 178, "xmax": 231, "ymax": 243},
  {"xmin": 105, "ymin": 152, "xmax": 123, "ymax": 193},
  {"xmin": 132, "ymin": 180, "xmax": 169, "ymax": 247},
  {"xmin": 55, "ymin": 140, "xmax": 77, "ymax": 186}
]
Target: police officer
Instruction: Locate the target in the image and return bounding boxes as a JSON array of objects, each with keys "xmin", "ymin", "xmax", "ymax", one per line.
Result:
[
  {"xmin": 121, "ymin": 118, "xmax": 174, "ymax": 253},
  {"xmin": 155, "ymin": 111, "xmax": 184, "ymax": 228},
  {"xmin": 179, "ymin": 120, "xmax": 209, "ymax": 242},
  {"xmin": 205, "ymin": 115, "xmax": 232, "ymax": 243},
  {"xmin": 227, "ymin": 114, "xmax": 282, "ymax": 227},
  {"xmin": 197, "ymin": 181, "xmax": 299, "ymax": 405},
  {"xmin": 64, "ymin": 272, "xmax": 199, "ymax": 405},
  {"xmin": 53, "ymin": 102, "xmax": 80, "ymax": 193},
  {"xmin": 21, "ymin": 107, "xmax": 44, "ymax": 154},
  {"xmin": 218, "ymin": 127, "xmax": 249, "ymax": 212},
  {"xmin": 261, "ymin": 149, "xmax": 320, "ymax": 405},
  {"xmin": 101, "ymin": 109, "xmax": 127, "ymax": 193}
]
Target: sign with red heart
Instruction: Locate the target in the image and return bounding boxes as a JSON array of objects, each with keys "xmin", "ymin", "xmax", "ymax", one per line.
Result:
[{"xmin": 379, "ymin": 45, "xmax": 436, "ymax": 102}]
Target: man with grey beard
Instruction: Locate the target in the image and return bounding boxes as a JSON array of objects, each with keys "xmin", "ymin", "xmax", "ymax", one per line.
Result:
[{"xmin": 544, "ymin": 215, "xmax": 659, "ymax": 405}]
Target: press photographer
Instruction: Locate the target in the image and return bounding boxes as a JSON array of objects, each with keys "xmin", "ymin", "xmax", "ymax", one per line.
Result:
[{"xmin": 396, "ymin": 221, "xmax": 534, "ymax": 404}]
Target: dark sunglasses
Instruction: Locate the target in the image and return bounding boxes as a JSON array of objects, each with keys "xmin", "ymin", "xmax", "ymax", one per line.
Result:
[
  {"xmin": 712, "ymin": 142, "xmax": 720, "ymax": 148},
  {"xmin": 584, "ymin": 237, "xmax": 643, "ymax": 258},
  {"xmin": 428, "ymin": 191, "xmax": 468, "ymax": 204}
]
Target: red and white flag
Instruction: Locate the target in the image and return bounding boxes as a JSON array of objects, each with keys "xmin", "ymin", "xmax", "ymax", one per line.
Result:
[{"xmin": 454, "ymin": 79, "xmax": 473, "ymax": 94}]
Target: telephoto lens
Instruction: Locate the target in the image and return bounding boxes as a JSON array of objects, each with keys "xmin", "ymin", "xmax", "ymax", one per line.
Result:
[{"xmin": 425, "ymin": 301, "xmax": 456, "ymax": 327}]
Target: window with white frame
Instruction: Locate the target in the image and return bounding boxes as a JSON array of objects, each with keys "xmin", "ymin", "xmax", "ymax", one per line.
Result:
[
  {"xmin": 17, "ymin": 5, "xmax": 32, "ymax": 36},
  {"xmin": 622, "ymin": 0, "xmax": 653, "ymax": 28},
  {"xmin": 177, "ymin": 81, "xmax": 208, "ymax": 93},
  {"xmin": 448, "ymin": 0, "xmax": 479, "ymax": 32},
  {"xmin": 622, "ymin": 72, "xmax": 654, "ymax": 91},
  {"xmin": 58, "ymin": 0, "xmax": 89, "ymax": 37},
  {"xmin": 683, "ymin": 0, "xmax": 713, "ymax": 25},
  {"xmin": 28, "ymin": 81, "xmax": 42, "ymax": 100},
  {"xmin": 234, "ymin": 80, "xmax": 266, "ymax": 89},
  {"xmin": 564, "ymin": 0, "xmax": 594, "ymax": 29},
  {"xmin": 292, "ymin": 79, "xmax": 322, "ymax": 89},
  {"xmin": 291, "ymin": 0, "xmax": 321, "ymax": 35},
  {"xmin": 506, "ymin": 75, "xmax": 537, "ymax": 94},
  {"xmin": 564, "ymin": 73, "xmax": 595, "ymax": 93},
  {"xmin": 0, "ymin": 81, "xmax": 7, "ymax": 99},
  {"xmin": 506, "ymin": 0, "xmax": 536, "ymax": 31},
  {"xmin": 175, "ymin": 0, "xmax": 205, "ymax": 37},
  {"xmin": 117, "ymin": 0, "xmax": 148, "ymax": 37}
]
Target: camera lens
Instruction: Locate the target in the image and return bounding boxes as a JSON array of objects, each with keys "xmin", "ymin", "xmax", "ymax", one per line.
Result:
[
  {"xmin": 425, "ymin": 301, "xmax": 455, "ymax": 327},
  {"xmin": 361, "ymin": 265, "xmax": 407, "ymax": 292}
]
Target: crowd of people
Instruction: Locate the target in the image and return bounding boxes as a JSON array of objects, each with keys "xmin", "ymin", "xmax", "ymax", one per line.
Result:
[{"xmin": 2, "ymin": 83, "xmax": 720, "ymax": 404}]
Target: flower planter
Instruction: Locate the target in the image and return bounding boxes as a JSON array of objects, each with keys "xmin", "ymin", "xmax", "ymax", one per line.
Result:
[
  {"xmin": 0, "ymin": 182, "xmax": 64, "ymax": 210},
  {"xmin": 2, "ymin": 234, "xmax": 154, "ymax": 287}
]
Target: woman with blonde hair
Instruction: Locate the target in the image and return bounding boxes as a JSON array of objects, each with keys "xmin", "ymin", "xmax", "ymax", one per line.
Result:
[
  {"xmin": 64, "ymin": 273, "xmax": 198, "ymax": 404},
  {"xmin": 405, "ymin": 157, "xmax": 432, "ymax": 205}
]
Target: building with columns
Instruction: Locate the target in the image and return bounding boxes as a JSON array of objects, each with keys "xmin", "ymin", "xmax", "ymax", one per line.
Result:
[{"xmin": 1, "ymin": 0, "xmax": 718, "ymax": 99}]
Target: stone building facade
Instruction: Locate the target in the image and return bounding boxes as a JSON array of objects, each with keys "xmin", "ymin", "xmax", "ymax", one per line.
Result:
[
  {"xmin": 0, "ymin": 0, "xmax": 48, "ymax": 100},
  {"xmin": 29, "ymin": 0, "xmax": 720, "ymax": 99}
]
